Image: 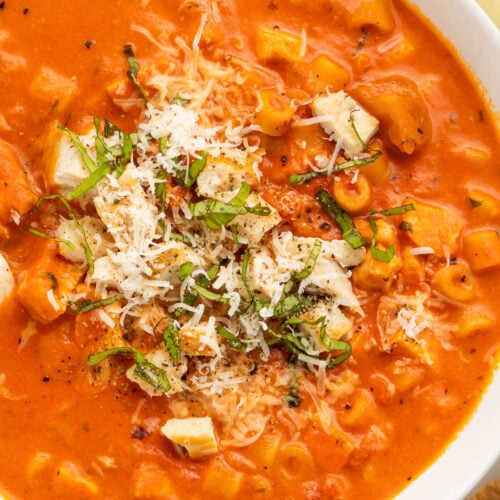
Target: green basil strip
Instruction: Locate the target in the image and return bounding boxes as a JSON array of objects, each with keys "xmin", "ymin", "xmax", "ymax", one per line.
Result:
[
  {"xmin": 192, "ymin": 285, "xmax": 230, "ymax": 304},
  {"xmin": 189, "ymin": 151, "xmax": 208, "ymax": 184},
  {"xmin": 27, "ymin": 226, "xmax": 75, "ymax": 249},
  {"xmin": 162, "ymin": 319, "xmax": 181, "ymax": 364},
  {"xmin": 155, "ymin": 169, "xmax": 168, "ymax": 213},
  {"xmin": 241, "ymin": 248, "xmax": 252, "ymax": 299},
  {"xmin": 231, "ymin": 224, "xmax": 240, "ymax": 244},
  {"xmin": 283, "ymin": 362, "xmax": 302, "ymax": 408},
  {"xmin": 169, "ymin": 232, "xmax": 192, "ymax": 244},
  {"xmin": 175, "ymin": 150, "xmax": 207, "ymax": 187},
  {"xmin": 60, "ymin": 127, "xmax": 98, "ymax": 172},
  {"xmin": 158, "ymin": 136, "xmax": 169, "ymax": 153},
  {"xmin": 290, "ymin": 112, "xmax": 382, "ymax": 186},
  {"xmin": 46, "ymin": 272, "xmax": 58, "ymax": 290},
  {"xmin": 273, "ymin": 294, "xmax": 314, "ymax": 317},
  {"xmin": 289, "ymin": 171, "xmax": 322, "ymax": 185},
  {"xmin": 284, "ymin": 239, "xmax": 322, "ymax": 294},
  {"xmin": 369, "ymin": 204, "xmax": 415, "ymax": 218},
  {"xmin": 189, "ymin": 199, "xmax": 248, "ymax": 229},
  {"xmin": 69, "ymin": 293, "xmax": 124, "ymax": 314},
  {"xmin": 368, "ymin": 203, "xmax": 415, "ymax": 262},
  {"xmin": 87, "ymin": 346, "xmax": 143, "ymax": 366},
  {"xmin": 190, "ymin": 182, "xmax": 271, "ymax": 230},
  {"xmin": 123, "ymin": 44, "xmax": 149, "ymax": 103},
  {"xmin": 172, "ymin": 95, "xmax": 190, "ymax": 106},
  {"xmin": 283, "ymin": 387, "xmax": 302, "ymax": 408},
  {"xmin": 179, "ymin": 261, "xmax": 194, "ymax": 281},
  {"xmin": 87, "ymin": 345, "xmax": 170, "ymax": 393},
  {"xmin": 216, "ymin": 326, "xmax": 246, "ymax": 350},
  {"xmin": 289, "ymin": 150, "xmax": 382, "ymax": 185},
  {"xmin": 316, "ymin": 188, "xmax": 365, "ymax": 249},
  {"xmin": 229, "ymin": 181, "xmax": 251, "ymax": 207},
  {"xmin": 195, "ymin": 263, "xmax": 219, "ymax": 289},
  {"xmin": 27, "ymin": 194, "xmax": 95, "ymax": 274},
  {"xmin": 205, "ymin": 263, "xmax": 220, "ymax": 283},
  {"xmin": 189, "ymin": 183, "xmax": 250, "ymax": 230},
  {"xmin": 326, "ymin": 341, "xmax": 352, "ymax": 367},
  {"xmin": 103, "ymin": 118, "xmax": 121, "ymax": 138},
  {"xmin": 371, "ymin": 245, "xmax": 396, "ymax": 263},
  {"xmin": 67, "ymin": 162, "xmax": 110, "ymax": 200},
  {"xmin": 246, "ymin": 204, "xmax": 271, "ymax": 216},
  {"xmin": 133, "ymin": 361, "xmax": 171, "ymax": 393},
  {"xmin": 66, "ymin": 120, "xmax": 138, "ymax": 200}
]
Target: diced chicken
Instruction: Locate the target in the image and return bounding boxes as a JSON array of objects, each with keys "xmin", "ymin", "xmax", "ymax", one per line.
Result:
[
  {"xmin": 179, "ymin": 321, "xmax": 220, "ymax": 357},
  {"xmin": 271, "ymin": 232, "xmax": 364, "ymax": 308},
  {"xmin": 0, "ymin": 252, "xmax": 14, "ymax": 304},
  {"xmin": 42, "ymin": 125, "xmax": 93, "ymax": 195},
  {"xmin": 196, "ymin": 154, "xmax": 259, "ymax": 203},
  {"xmin": 161, "ymin": 416, "xmax": 218, "ymax": 459},
  {"xmin": 152, "ymin": 242, "xmax": 207, "ymax": 286},
  {"xmin": 245, "ymin": 246, "xmax": 289, "ymax": 302},
  {"xmin": 245, "ymin": 232, "xmax": 363, "ymax": 312},
  {"xmin": 311, "ymin": 91, "xmax": 379, "ymax": 159},
  {"xmin": 233, "ymin": 193, "xmax": 282, "ymax": 244},
  {"xmin": 94, "ymin": 168, "xmax": 159, "ymax": 251},
  {"xmin": 299, "ymin": 300, "xmax": 353, "ymax": 351},
  {"xmin": 316, "ymin": 237, "xmax": 366, "ymax": 268},
  {"xmin": 193, "ymin": 154, "xmax": 279, "ymax": 243},
  {"xmin": 55, "ymin": 216, "xmax": 113, "ymax": 263},
  {"xmin": 87, "ymin": 256, "xmax": 120, "ymax": 288},
  {"xmin": 126, "ymin": 348, "xmax": 187, "ymax": 397},
  {"xmin": 16, "ymin": 239, "xmax": 84, "ymax": 323}
]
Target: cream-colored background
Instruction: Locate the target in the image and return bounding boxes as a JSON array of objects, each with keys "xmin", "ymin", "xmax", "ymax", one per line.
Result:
[{"xmin": 476, "ymin": 0, "xmax": 500, "ymax": 26}]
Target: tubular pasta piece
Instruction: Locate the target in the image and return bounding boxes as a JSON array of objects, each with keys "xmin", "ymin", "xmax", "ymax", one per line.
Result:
[
  {"xmin": 456, "ymin": 310, "xmax": 495, "ymax": 339},
  {"xmin": 275, "ymin": 442, "xmax": 315, "ymax": 481},
  {"xmin": 462, "ymin": 229, "xmax": 500, "ymax": 272},
  {"xmin": 331, "ymin": 173, "xmax": 372, "ymax": 214},
  {"xmin": 432, "ymin": 263, "xmax": 476, "ymax": 302}
]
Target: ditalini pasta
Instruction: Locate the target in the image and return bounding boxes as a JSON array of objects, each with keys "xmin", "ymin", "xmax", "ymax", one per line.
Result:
[{"xmin": 0, "ymin": 0, "xmax": 499, "ymax": 498}]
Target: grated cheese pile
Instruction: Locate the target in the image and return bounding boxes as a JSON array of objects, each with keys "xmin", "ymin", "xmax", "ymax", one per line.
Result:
[
  {"xmin": 47, "ymin": 71, "xmax": 370, "ymax": 446},
  {"xmin": 41, "ymin": 27, "xmax": 436, "ymax": 452}
]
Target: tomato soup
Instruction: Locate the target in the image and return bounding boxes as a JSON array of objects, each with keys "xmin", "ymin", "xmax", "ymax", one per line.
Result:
[{"xmin": 0, "ymin": 0, "xmax": 499, "ymax": 499}]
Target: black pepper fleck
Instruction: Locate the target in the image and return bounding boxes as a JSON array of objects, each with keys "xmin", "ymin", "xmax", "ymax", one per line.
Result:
[
  {"xmin": 85, "ymin": 40, "xmax": 95, "ymax": 49},
  {"xmin": 132, "ymin": 426, "xmax": 150, "ymax": 440},
  {"xmin": 23, "ymin": 7, "xmax": 28, "ymax": 14},
  {"xmin": 42, "ymin": 376, "xmax": 50, "ymax": 382}
]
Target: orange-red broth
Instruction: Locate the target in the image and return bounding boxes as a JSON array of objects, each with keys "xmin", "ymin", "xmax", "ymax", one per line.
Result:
[{"xmin": 0, "ymin": 0, "xmax": 499, "ymax": 498}]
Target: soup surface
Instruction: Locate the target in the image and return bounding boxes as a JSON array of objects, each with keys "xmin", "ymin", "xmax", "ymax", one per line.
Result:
[{"xmin": 0, "ymin": 1, "xmax": 499, "ymax": 499}]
